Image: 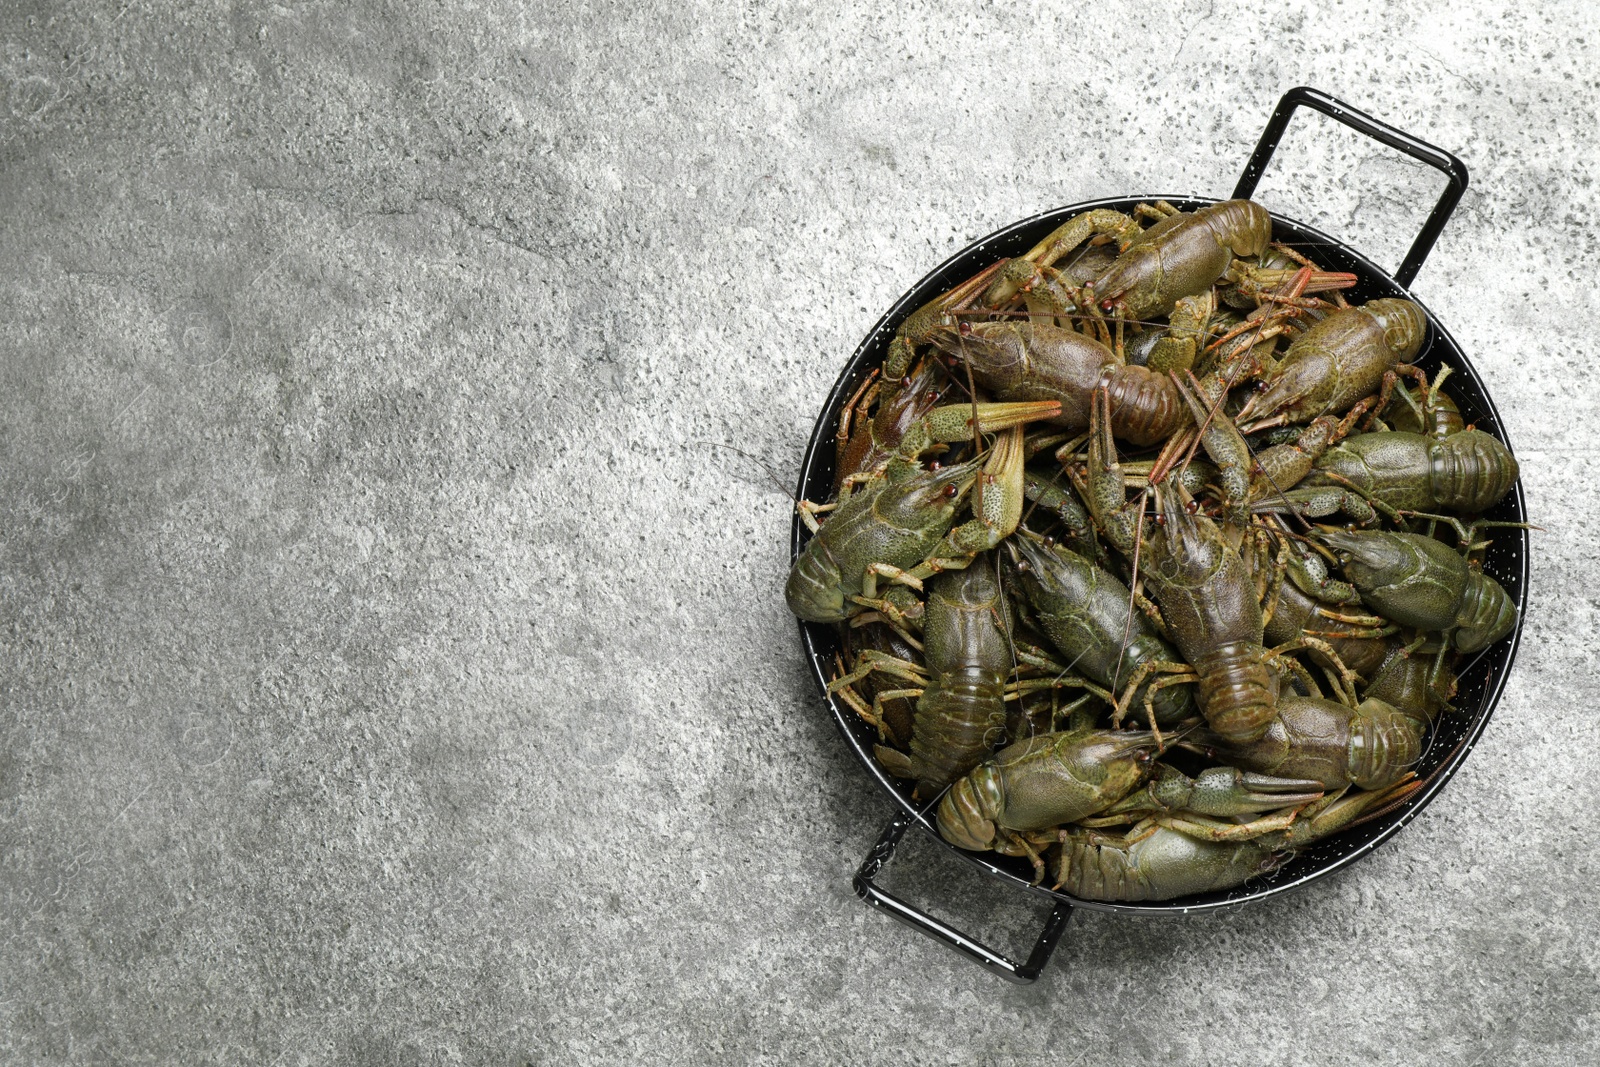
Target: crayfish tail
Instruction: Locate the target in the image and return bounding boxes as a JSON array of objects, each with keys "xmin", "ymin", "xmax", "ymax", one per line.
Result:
[
  {"xmin": 1193, "ymin": 642, "xmax": 1280, "ymax": 744},
  {"xmin": 935, "ymin": 767, "xmax": 1004, "ymax": 853},
  {"xmin": 1102, "ymin": 365, "xmax": 1188, "ymax": 447}
]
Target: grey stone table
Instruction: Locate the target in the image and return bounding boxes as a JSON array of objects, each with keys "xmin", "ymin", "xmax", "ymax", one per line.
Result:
[{"xmin": 2, "ymin": 2, "xmax": 1595, "ymax": 1064}]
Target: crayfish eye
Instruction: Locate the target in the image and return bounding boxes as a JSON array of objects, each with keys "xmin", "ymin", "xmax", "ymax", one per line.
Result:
[
  {"xmin": 1154, "ymin": 514, "xmax": 1167, "ymax": 527},
  {"xmin": 928, "ymin": 461, "xmax": 942, "ymax": 472},
  {"xmin": 942, "ymin": 483, "xmax": 959, "ymax": 498},
  {"xmin": 958, "ymin": 321, "xmax": 973, "ymax": 337},
  {"xmin": 1042, "ymin": 536, "xmax": 1056, "ymax": 549}
]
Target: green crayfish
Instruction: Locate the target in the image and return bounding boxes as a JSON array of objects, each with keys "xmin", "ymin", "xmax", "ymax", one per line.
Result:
[
  {"xmin": 1317, "ymin": 529, "xmax": 1519, "ymax": 654},
  {"xmin": 785, "ymin": 404, "xmax": 1054, "ymax": 624},
  {"xmin": 831, "ymin": 559, "xmax": 1015, "ymax": 799},
  {"xmin": 1238, "ymin": 298, "xmax": 1428, "ymax": 431},
  {"xmin": 936, "ymin": 725, "xmax": 1321, "ymax": 884},
  {"xmin": 1052, "ymin": 777, "xmax": 1420, "ymax": 901},
  {"xmin": 1004, "ymin": 530, "xmax": 1194, "ymax": 728}
]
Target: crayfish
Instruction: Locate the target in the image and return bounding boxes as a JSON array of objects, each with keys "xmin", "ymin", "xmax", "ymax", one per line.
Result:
[{"xmin": 789, "ymin": 198, "xmax": 1523, "ymax": 903}]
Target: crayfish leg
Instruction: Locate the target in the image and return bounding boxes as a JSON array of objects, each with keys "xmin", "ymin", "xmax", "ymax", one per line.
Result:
[{"xmin": 1156, "ymin": 807, "xmax": 1308, "ymax": 843}]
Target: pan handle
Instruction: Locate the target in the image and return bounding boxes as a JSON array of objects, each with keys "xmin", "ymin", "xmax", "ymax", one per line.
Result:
[
  {"xmin": 852, "ymin": 810, "xmax": 1072, "ymax": 984},
  {"xmin": 1231, "ymin": 85, "xmax": 1469, "ymax": 288}
]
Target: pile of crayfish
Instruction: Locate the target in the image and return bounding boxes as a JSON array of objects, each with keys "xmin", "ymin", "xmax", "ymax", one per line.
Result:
[{"xmin": 786, "ymin": 199, "xmax": 1522, "ymax": 903}]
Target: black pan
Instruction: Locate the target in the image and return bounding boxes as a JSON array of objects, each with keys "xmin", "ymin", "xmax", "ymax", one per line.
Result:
[{"xmin": 790, "ymin": 87, "xmax": 1528, "ymax": 982}]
